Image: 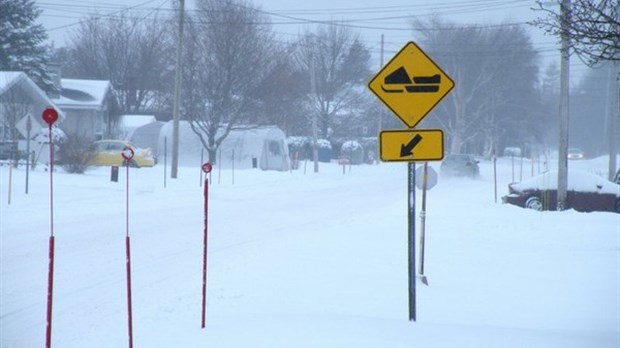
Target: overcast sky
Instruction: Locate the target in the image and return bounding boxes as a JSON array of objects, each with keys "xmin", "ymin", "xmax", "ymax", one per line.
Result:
[{"xmin": 34, "ymin": 0, "xmax": 590, "ymax": 81}]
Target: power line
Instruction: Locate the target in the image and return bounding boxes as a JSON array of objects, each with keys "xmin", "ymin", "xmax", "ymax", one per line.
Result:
[
  {"xmin": 37, "ymin": 0, "xmax": 595, "ymax": 75},
  {"xmin": 41, "ymin": 0, "xmax": 169, "ymax": 31}
]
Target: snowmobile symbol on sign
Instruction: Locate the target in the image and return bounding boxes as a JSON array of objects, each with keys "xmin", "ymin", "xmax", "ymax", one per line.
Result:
[
  {"xmin": 381, "ymin": 67, "xmax": 442, "ymax": 94},
  {"xmin": 368, "ymin": 41, "xmax": 454, "ymax": 128}
]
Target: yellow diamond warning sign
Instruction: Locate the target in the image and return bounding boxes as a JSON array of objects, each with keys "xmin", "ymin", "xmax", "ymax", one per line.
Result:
[{"xmin": 368, "ymin": 41, "xmax": 454, "ymax": 128}]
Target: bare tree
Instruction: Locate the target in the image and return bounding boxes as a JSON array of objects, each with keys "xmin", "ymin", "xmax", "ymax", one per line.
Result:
[
  {"xmin": 414, "ymin": 18, "xmax": 541, "ymax": 156},
  {"xmin": 67, "ymin": 10, "xmax": 174, "ymax": 115},
  {"xmin": 414, "ymin": 20, "xmax": 490, "ymax": 154},
  {"xmin": 248, "ymin": 44, "xmax": 309, "ymax": 136},
  {"xmin": 296, "ymin": 24, "xmax": 372, "ymax": 139},
  {"xmin": 475, "ymin": 25, "xmax": 542, "ymax": 157},
  {"xmin": 533, "ymin": 0, "xmax": 619, "ymax": 180},
  {"xmin": 181, "ymin": 0, "xmax": 280, "ymax": 163},
  {"xmin": 532, "ymin": 0, "xmax": 619, "ymax": 66}
]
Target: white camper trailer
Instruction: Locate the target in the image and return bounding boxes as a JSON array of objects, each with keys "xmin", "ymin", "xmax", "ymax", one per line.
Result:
[{"xmin": 158, "ymin": 121, "xmax": 290, "ymax": 171}]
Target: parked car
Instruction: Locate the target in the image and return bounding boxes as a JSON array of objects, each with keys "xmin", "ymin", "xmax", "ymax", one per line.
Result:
[
  {"xmin": 503, "ymin": 147, "xmax": 522, "ymax": 157},
  {"xmin": 440, "ymin": 154, "xmax": 479, "ymax": 178},
  {"xmin": 567, "ymin": 147, "xmax": 585, "ymax": 160},
  {"xmin": 502, "ymin": 170, "xmax": 620, "ymax": 213},
  {"xmin": 91, "ymin": 140, "xmax": 155, "ymax": 168}
]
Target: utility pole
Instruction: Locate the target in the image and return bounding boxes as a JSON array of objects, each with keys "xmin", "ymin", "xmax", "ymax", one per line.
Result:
[
  {"xmin": 310, "ymin": 40, "xmax": 319, "ymax": 173},
  {"xmin": 557, "ymin": 0, "xmax": 570, "ymax": 210},
  {"xmin": 377, "ymin": 34, "xmax": 384, "ymax": 134},
  {"xmin": 171, "ymin": 0, "xmax": 185, "ymax": 179},
  {"xmin": 609, "ymin": 62, "xmax": 619, "ymax": 180}
]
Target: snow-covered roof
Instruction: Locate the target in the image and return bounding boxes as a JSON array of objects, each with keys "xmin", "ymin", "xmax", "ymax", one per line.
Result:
[
  {"xmin": 52, "ymin": 79, "xmax": 111, "ymax": 109},
  {"xmin": 0, "ymin": 72, "xmax": 23, "ymax": 94},
  {"xmin": 512, "ymin": 170, "xmax": 620, "ymax": 195},
  {"xmin": 1, "ymin": 71, "xmax": 51, "ymax": 104},
  {"xmin": 0, "ymin": 71, "xmax": 66, "ymax": 121}
]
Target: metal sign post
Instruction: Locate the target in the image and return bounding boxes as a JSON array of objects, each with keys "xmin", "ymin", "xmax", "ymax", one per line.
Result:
[
  {"xmin": 16, "ymin": 113, "xmax": 36, "ymax": 194},
  {"xmin": 25, "ymin": 115, "xmax": 31, "ymax": 194},
  {"xmin": 417, "ymin": 162, "xmax": 432, "ymax": 286},
  {"xmin": 7, "ymin": 162, "xmax": 12, "ymax": 205},
  {"xmin": 407, "ymin": 162, "xmax": 417, "ymax": 321}
]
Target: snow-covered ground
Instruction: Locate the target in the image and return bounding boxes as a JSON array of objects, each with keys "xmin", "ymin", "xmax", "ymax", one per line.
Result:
[{"xmin": 1, "ymin": 155, "xmax": 618, "ymax": 347}]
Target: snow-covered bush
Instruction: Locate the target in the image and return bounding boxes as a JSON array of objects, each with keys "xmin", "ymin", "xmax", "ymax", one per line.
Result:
[
  {"xmin": 340, "ymin": 140, "xmax": 364, "ymax": 164},
  {"xmin": 317, "ymin": 139, "xmax": 332, "ymax": 150},
  {"xmin": 287, "ymin": 136, "xmax": 308, "ymax": 158},
  {"xmin": 57, "ymin": 134, "xmax": 97, "ymax": 174},
  {"xmin": 287, "ymin": 137, "xmax": 332, "ymax": 162}
]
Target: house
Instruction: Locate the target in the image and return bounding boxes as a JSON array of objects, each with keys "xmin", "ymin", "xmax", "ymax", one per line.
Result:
[
  {"xmin": 1, "ymin": 69, "xmax": 119, "ymax": 162},
  {"xmin": 0, "ymin": 71, "xmax": 66, "ymax": 160},
  {"xmin": 51, "ymin": 78, "xmax": 117, "ymax": 140}
]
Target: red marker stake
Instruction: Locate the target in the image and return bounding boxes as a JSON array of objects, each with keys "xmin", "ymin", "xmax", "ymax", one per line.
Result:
[
  {"xmin": 42, "ymin": 107, "xmax": 58, "ymax": 348},
  {"xmin": 201, "ymin": 162, "xmax": 212, "ymax": 328},
  {"xmin": 121, "ymin": 147, "xmax": 135, "ymax": 348}
]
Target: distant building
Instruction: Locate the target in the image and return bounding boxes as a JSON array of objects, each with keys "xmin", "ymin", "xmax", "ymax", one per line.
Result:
[
  {"xmin": 1, "ymin": 69, "xmax": 122, "ymax": 161},
  {"xmin": 119, "ymin": 114, "xmax": 156, "ymax": 140},
  {"xmin": 51, "ymin": 78, "xmax": 117, "ymax": 140},
  {"xmin": 0, "ymin": 71, "xmax": 66, "ymax": 160}
]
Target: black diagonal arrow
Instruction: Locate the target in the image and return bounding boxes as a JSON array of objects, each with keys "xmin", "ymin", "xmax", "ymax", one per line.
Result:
[{"xmin": 400, "ymin": 134, "xmax": 423, "ymax": 157}]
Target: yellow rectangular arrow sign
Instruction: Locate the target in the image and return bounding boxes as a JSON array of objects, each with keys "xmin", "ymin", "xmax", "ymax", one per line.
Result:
[{"xmin": 379, "ymin": 129, "xmax": 444, "ymax": 162}]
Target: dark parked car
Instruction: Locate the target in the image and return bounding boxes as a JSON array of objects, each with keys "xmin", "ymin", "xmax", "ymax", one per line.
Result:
[
  {"xmin": 440, "ymin": 154, "xmax": 480, "ymax": 178},
  {"xmin": 502, "ymin": 170, "xmax": 620, "ymax": 213}
]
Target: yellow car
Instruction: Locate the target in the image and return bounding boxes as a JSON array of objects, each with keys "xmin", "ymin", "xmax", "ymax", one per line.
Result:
[{"xmin": 91, "ymin": 140, "xmax": 155, "ymax": 168}]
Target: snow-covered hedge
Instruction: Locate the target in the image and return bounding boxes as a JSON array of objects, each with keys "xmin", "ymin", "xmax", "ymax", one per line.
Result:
[
  {"xmin": 340, "ymin": 140, "xmax": 364, "ymax": 164},
  {"xmin": 287, "ymin": 137, "xmax": 332, "ymax": 162}
]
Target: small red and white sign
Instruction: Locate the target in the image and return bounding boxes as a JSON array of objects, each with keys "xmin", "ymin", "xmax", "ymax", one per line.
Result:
[
  {"xmin": 42, "ymin": 107, "xmax": 59, "ymax": 126},
  {"xmin": 121, "ymin": 146, "xmax": 135, "ymax": 161},
  {"xmin": 202, "ymin": 162, "xmax": 213, "ymax": 174}
]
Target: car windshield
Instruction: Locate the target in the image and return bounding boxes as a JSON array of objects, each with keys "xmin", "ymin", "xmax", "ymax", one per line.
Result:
[{"xmin": 107, "ymin": 142, "xmax": 125, "ymax": 151}]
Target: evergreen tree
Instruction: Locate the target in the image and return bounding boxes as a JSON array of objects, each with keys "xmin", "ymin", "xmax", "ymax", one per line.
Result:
[{"xmin": 0, "ymin": 0, "xmax": 56, "ymax": 93}]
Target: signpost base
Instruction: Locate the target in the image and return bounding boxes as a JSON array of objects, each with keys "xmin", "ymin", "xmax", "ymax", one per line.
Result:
[{"xmin": 408, "ymin": 162, "xmax": 416, "ymax": 322}]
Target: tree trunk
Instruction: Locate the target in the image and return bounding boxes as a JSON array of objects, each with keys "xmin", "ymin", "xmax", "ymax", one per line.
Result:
[
  {"xmin": 450, "ymin": 131, "xmax": 462, "ymax": 154},
  {"xmin": 483, "ymin": 132, "xmax": 496, "ymax": 160},
  {"xmin": 450, "ymin": 99, "xmax": 465, "ymax": 154},
  {"xmin": 208, "ymin": 148, "xmax": 217, "ymax": 166}
]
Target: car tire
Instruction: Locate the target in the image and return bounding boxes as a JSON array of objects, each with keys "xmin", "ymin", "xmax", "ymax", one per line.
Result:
[
  {"xmin": 615, "ymin": 199, "xmax": 620, "ymax": 214},
  {"xmin": 525, "ymin": 196, "xmax": 543, "ymax": 211}
]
